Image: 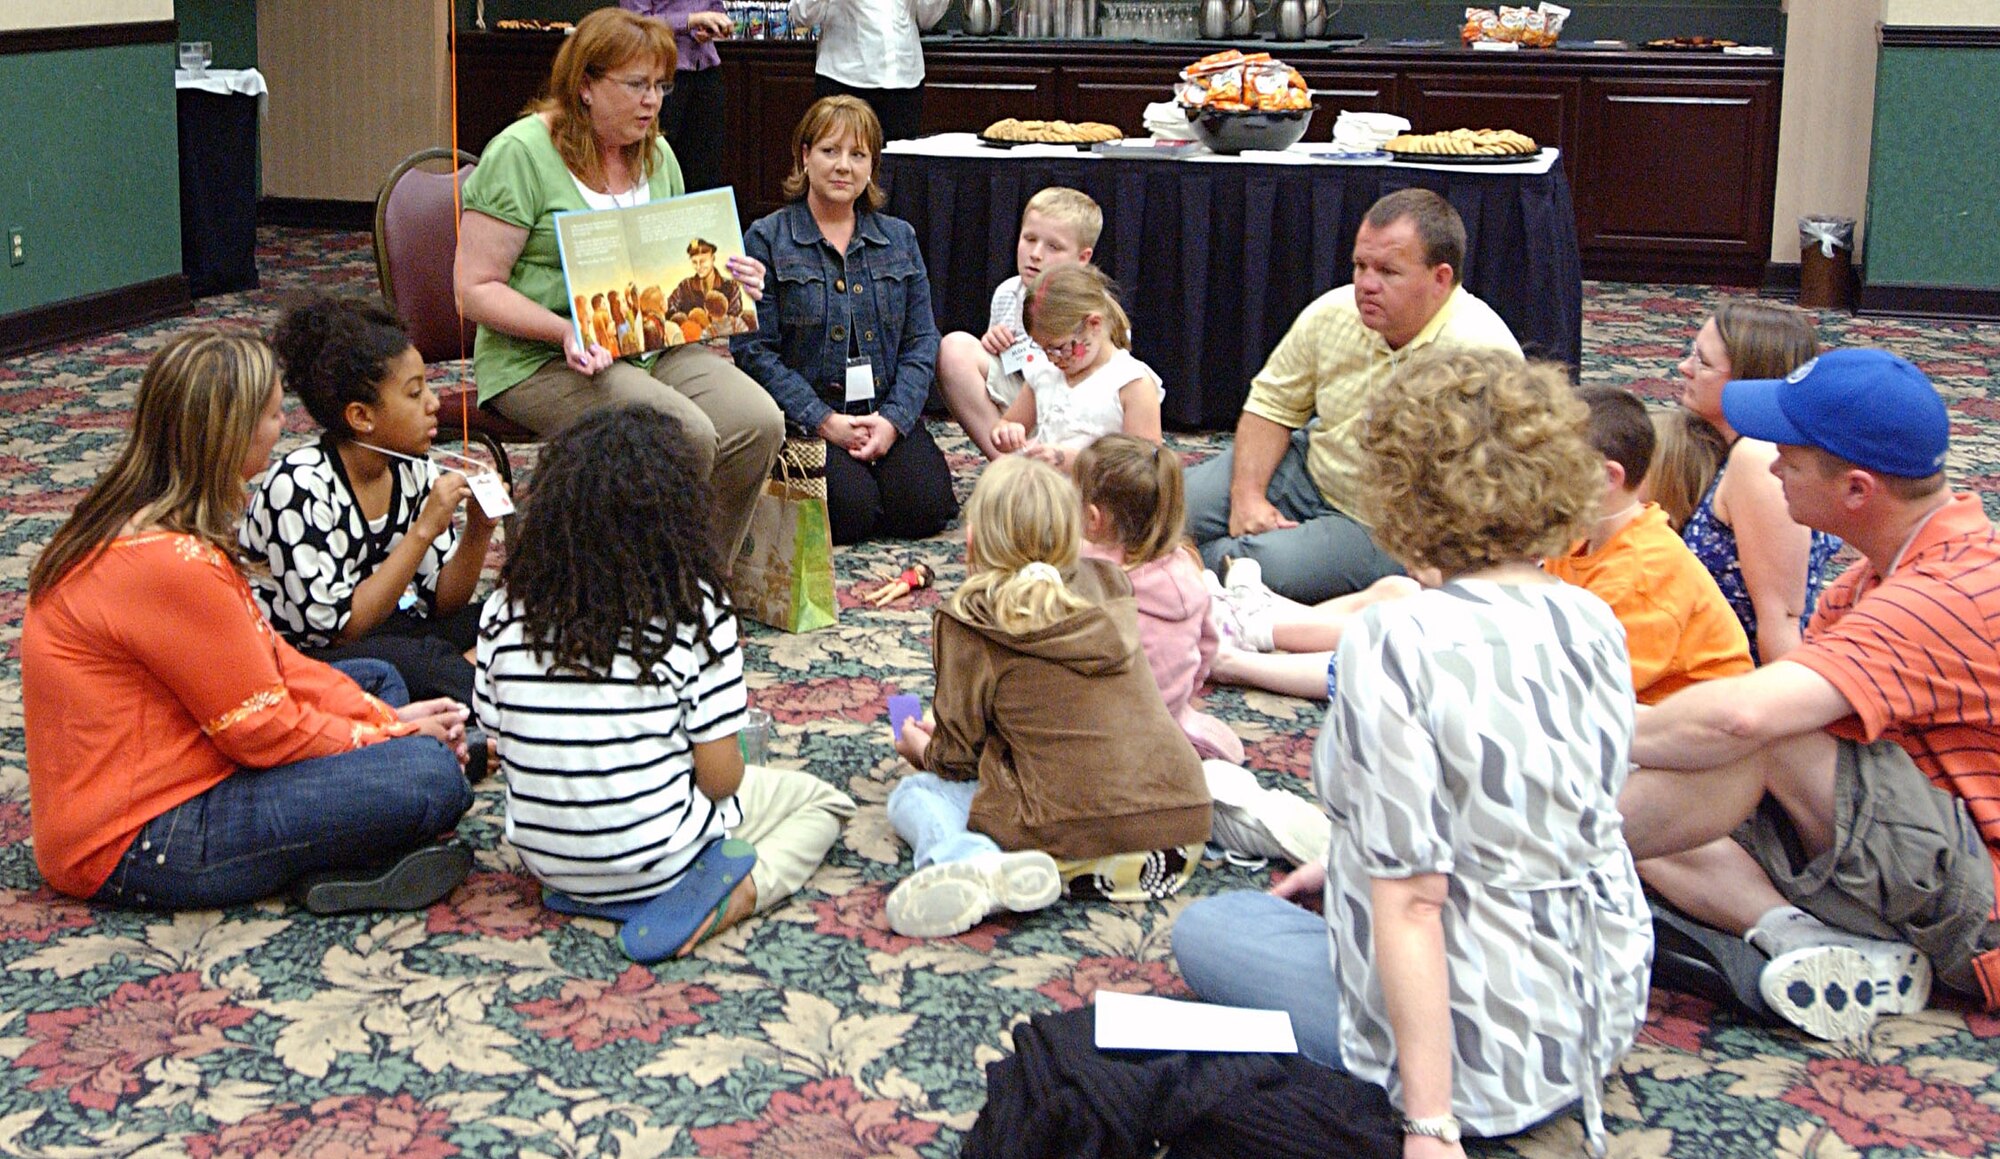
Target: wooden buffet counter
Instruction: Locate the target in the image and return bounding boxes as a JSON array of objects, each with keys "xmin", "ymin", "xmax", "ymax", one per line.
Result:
[{"xmin": 454, "ymin": 32, "xmax": 1782, "ymax": 286}]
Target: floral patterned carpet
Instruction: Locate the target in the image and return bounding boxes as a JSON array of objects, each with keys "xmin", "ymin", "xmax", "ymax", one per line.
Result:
[{"xmin": 1, "ymin": 230, "xmax": 1999, "ymax": 1157}]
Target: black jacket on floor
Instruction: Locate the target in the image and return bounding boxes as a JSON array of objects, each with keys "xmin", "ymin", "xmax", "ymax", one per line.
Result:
[{"xmin": 962, "ymin": 1005, "xmax": 1400, "ymax": 1159}]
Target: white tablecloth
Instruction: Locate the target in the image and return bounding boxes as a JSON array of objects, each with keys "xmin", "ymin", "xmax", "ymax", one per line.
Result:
[
  {"xmin": 885, "ymin": 132, "xmax": 1559, "ymax": 175},
  {"xmin": 174, "ymin": 67, "xmax": 267, "ymax": 98}
]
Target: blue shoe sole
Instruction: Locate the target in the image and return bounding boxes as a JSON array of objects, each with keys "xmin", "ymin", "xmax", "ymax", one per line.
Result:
[{"xmin": 618, "ymin": 838, "xmax": 758, "ymax": 962}]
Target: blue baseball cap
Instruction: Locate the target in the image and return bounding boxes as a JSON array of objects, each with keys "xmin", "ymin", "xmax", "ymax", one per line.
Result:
[{"xmin": 1721, "ymin": 348, "xmax": 1948, "ymax": 478}]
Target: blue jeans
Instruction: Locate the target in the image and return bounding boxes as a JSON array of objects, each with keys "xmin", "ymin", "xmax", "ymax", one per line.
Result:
[
  {"xmin": 1171, "ymin": 890, "xmax": 1345, "ymax": 1069},
  {"xmin": 93, "ymin": 660, "xmax": 471, "ymax": 911},
  {"xmin": 886, "ymin": 773, "xmax": 1002, "ymax": 868},
  {"xmin": 1184, "ymin": 427, "xmax": 1402, "ymax": 604}
]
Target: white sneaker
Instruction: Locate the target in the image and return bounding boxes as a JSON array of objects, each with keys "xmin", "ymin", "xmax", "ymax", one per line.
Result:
[
  {"xmin": 886, "ymin": 851, "xmax": 1062, "ymax": 938},
  {"xmin": 1747, "ymin": 910, "xmax": 1932, "ymax": 1041},
  {"xmin": 1209, "ymin": 559, "xmax": 1277, "ymax": 652}
]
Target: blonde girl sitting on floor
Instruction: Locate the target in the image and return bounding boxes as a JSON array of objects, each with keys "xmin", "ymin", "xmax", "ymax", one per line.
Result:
[
  {"xmin": 886, "ymin": 455, "xmax": 1211, "ymax": 938},
  {"xmin": 990, "ymin": 264, "xmax": 1163, "ymax": 473}
]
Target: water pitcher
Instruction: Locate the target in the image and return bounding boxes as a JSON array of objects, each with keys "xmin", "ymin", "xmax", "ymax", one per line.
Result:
[
  {"xmin": 965, "ymin": 0, "xmax": 1002, "ymax": 35},
  {"xmin": 1225, "ymin": 0, "xmax": 1256, "ymax": 36},
  {"xmin": 1272, "ymin": 0, "xmax": 1305, "ymax": 39}
]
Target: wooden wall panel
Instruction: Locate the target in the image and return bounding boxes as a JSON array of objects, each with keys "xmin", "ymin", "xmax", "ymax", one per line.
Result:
[{"xmin": 256, "ymin": 0, "xmax": 452, "ymax": 202}]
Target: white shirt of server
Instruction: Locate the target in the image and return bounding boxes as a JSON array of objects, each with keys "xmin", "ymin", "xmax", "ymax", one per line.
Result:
[
  {"xmin": 474, "ymin": 586, "xmax": 748, "ymax": 903},
  {"xmin": 789, "ymin": 0, "xmax": 950, "ymax": 89}
]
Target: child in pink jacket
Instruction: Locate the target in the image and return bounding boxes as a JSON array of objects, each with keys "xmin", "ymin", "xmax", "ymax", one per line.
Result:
[{"xmin": 1075, "ymin": 435, "xmax": 1243, "ymax": 763}]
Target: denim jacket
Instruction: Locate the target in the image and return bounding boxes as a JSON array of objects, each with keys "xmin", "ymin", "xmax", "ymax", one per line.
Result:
[{"xmin": 732, "ymin": 201, "xmax": 940, "ymax": 437}]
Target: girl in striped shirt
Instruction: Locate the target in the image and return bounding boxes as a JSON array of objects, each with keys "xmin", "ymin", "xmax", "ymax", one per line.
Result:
[{"xmin": 475, "ymin": 404, "xmax": 852, "ymax": 961}]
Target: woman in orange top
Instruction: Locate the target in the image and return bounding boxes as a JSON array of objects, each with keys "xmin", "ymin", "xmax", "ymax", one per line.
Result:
[{"xmin": 22, "ymin": 331, "xmax": 474, "ymax": 914}]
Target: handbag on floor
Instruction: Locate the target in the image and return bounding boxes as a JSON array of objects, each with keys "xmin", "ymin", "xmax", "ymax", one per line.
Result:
[{"xmin": 729, "ymin": 436, "xmax": 838, "ymax": 633}]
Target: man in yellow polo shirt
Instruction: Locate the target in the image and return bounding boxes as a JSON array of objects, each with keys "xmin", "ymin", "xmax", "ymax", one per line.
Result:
[{"xmin": 1185, "ymin": 188, "xmax": 1521, "ymax": 602}]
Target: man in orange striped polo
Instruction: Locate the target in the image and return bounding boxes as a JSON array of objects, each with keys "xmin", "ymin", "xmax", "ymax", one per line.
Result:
[{"xmin": 1619, "ymin": 348, "xmax": 2000, "ymax": 1042}]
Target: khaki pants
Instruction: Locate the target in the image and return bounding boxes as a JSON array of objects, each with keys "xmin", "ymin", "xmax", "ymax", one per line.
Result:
[
  {"xmin": 492, "ymin": 347, "xmax": 784, "ymax": 567},
  {"xmin": 1739, "ymin": 737, "xmax": 2000, "ymax": 1001},
  {"xmin": 734, "ymin": 765, "xmax": 856, "ymax": 913}
]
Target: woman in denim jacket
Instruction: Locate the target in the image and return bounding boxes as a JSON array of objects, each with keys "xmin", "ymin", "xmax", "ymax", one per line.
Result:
[{"xmin": 733, "ymin": 96, "xmax": 959, "ymax": 545}]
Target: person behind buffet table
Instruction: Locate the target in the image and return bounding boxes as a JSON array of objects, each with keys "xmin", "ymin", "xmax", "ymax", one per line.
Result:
[
  {"xmin": 787, "ymin": 0, "xmax": 950, "ymax": 142},
  {"xmin": 618, "ymin": 0, "xmax": 733, "ymax": 191},
  {"xmin": 455, "ymin": 7, "xmax": 783, "ymax": 571},
  {"xmin": 1182, "ymin": 189, "xmax": 1520, "ymax": 605}
]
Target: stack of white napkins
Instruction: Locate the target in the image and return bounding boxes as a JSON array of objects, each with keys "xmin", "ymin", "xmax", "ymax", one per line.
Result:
[
  {"xmin": 1331, "ymin": 110, "xmax": 1411, "ymax": 152},
  {"xmin": 1144, "ymin": 100, "xmax": 1196, "ymax": 140}
]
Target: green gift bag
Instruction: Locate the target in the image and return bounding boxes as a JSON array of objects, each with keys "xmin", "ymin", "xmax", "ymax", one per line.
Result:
[{"xmin": 728, "ymin": 438, "xmax": 838, "ymax": 632}]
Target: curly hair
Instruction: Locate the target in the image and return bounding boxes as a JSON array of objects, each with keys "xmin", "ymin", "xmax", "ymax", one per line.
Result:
[
  {"xmin": 271, "ymin": 293, "xmax": 413, "ymax": 438},
  {"xmin": 499, "ymin": 404, "xmax": 726, "ymax": 680},
  {"xmin": 1357, "ymin": 349, "xmax": 1599, "ymax": 577}
]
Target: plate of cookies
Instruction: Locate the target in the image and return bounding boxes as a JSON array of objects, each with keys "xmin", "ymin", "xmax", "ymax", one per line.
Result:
[
  {"xmin": 978, "ymin": 119, "xmax": 1125, "ymax": 148},
  {"xmin": 1642, "ymin": 36, "xmax": 1739, "ymax": 51},
  {"xmin": 1382, "ymin": 128, "xmax": 1541, "ymax": 164}
]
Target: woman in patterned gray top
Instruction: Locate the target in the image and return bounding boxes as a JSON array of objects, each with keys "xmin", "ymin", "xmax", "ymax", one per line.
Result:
[{"xmin": 1173, "ymin": 350, "xmax": 1653, "ymax": 1158}]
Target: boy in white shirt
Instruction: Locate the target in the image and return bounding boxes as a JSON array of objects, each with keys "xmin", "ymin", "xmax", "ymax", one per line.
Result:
[{"xmin": 937, "ymin": 187, "xmax": 1103, "ymax": 460}]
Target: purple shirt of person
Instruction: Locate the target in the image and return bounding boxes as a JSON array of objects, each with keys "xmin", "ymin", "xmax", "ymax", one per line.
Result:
[{"xmin": 619, "ymin": 0, "xmax": 727, "ymax": 72}]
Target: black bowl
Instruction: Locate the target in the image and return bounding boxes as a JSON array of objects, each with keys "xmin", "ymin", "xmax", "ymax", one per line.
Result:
[{"xmin": 1183, "ymin": 105, "xmax": 1314, "ymax": 155}]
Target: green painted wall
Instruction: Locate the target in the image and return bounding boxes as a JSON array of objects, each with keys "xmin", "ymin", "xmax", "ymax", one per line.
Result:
[
  {"xmin": 1866, "ymin": 46, "xmax": 2000, "ymax": 290},
  {"xmin": 173, "ymin": 0, "xmax": 257, "ymax": 70},
  {"xmin": 463, "ymin": 0, "xmax": 1784, "ymax": 42},
  {"xmin": 0, "ymin": 43, "xmax": 182, "ymax": 316}
]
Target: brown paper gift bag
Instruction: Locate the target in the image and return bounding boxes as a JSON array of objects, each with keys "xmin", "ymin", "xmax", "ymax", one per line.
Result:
[{"xmin": 728, "ymin": 437, "xmax": 838, "ymax": 632}]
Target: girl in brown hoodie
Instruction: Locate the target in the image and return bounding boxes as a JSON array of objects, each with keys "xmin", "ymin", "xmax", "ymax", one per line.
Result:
[{"xmin": 886, "ymin": 455, "xmax": 1211, "ymax": 938}]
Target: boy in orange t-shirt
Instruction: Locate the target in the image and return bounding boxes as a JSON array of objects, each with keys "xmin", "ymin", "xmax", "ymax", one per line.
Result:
[{"xmin": 1546, "ymin": 387, "xmax": 1752, "ymax": 704}]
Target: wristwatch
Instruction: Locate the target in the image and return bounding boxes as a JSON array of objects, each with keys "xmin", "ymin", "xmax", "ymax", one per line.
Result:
[{"xmin": 1401, "ymin": 1115, "xmax": 1462, "ymax": 1144}]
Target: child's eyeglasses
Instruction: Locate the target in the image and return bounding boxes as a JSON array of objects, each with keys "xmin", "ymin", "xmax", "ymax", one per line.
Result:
[{"xmin": 1039, "ymin": 327, "xmax": 1091, "ymax": 369}]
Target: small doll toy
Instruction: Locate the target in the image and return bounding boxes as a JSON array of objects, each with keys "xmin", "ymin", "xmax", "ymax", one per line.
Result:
[{"xmin": 864, "ymin": 561, "xmax": 934, "ymax": 607}]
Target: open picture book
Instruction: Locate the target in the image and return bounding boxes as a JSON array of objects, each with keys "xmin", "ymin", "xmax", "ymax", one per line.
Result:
[{"xmin": 553, "ymin": 186, "xmax": 758, "ymax": 357}]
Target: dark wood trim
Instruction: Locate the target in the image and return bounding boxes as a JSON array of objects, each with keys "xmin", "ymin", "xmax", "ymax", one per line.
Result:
[
  {"xmin": 0, "ymin": 19, "xmax": 176, "ymax": 56},
  {"xmin": 1879, "ymin": 26, "xmax": 2000, "ymax": 50},
  {"xmin": 1858, "ymin": 284, "xmax": 2000, "ymax": 322},
  {"xmin": 258, "ymin": 197, "xmax": 376, "ymax": 231},
  {"xmin": 1761, "ymin": 261, "xmax": 1802, "ymax": 299},
  {"xmin": 0, "ymin": 275, "xmax": 190, "ymax": 359}
]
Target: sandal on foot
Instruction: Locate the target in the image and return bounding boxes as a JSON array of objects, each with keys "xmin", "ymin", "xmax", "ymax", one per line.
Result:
[
  {"xmin": 294, "ymin": 844, "xmax": 473, "ymax": 915},
  {"xmin": 619, "ymin": 838, "xmax": 758, "ymax": 962}
]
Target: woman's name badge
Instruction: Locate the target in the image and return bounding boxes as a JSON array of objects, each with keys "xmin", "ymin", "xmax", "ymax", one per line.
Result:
[
  {"xmin": 466, "ymin": 472, "xmax": 514, "ymax": 518},
  {"xmin": 844, "ymin": 356, "xmax": 876, "ymax": 405},
  {"xmin": 998, "ymin": 335, "xmax": 1035, "ymax": 375}
]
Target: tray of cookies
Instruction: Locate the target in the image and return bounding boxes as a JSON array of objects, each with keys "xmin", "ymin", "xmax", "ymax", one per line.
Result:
[
  {"xmin": 978, "ymin": 119, "xmax": 1125, "ymax": 148},
  {"xmin": 1382, "ymin": 128, "xmax": 1541, "ymax": 164}
]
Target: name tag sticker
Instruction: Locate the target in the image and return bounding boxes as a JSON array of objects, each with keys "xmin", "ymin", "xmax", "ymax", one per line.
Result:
[
  {"xmin": 998, "ymin": 335, "xmax": 1034, "ymax": 375},
  {"xmin": 844, "ymin": 356, "xmax": 876, "ymax": 404},
  {"xmin": 466, "ymin": 472, "xmax": 514, "ymax": 519}
]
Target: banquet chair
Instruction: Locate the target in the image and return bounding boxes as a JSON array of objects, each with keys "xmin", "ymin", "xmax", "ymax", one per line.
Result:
[{"xmin": 373, "ymin": 147, "xmax": 538, "ymax": 491}]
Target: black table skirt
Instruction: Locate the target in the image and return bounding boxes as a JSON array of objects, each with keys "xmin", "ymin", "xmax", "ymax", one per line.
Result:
[
  {"xmin": 176, "ymin": 90, "xmax": 261, "ymax": 299},
  {"xmin": 882, "ymin": 151, "xmax": 1582, "ymax": 431}
]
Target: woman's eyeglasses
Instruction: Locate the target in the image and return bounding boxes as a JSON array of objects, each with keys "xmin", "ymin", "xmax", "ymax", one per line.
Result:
[{"xmin": 598, "ymin": 73, "xmax": 674, "ymax": 100}]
